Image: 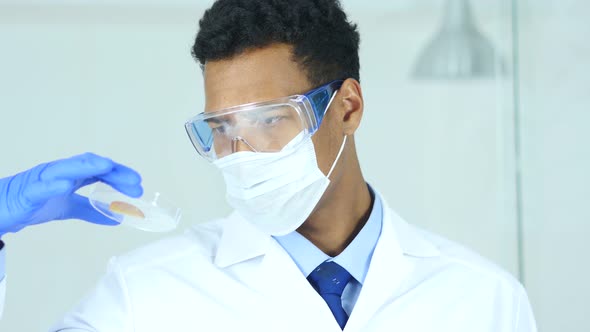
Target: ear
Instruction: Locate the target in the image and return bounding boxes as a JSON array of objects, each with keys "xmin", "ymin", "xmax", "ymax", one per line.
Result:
[{"xmin": 333, "ymin": 78, "xmax": 364, "ymax": 135}]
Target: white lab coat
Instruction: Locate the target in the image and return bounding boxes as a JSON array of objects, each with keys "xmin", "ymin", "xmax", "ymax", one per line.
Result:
[
  {"xmin": 4, "ymin": 193, "xmax": 537, "ymax": 331},
  {"xmin": 0, "ymin": 275, "xmax": 4, "ymax": 321}
]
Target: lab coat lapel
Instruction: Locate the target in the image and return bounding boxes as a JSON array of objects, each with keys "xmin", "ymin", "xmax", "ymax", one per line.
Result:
[
  {"xmin": 212, "ymin": 195, "xmax": 440, "ymax": 332},
  {"xmin": 213, "ymin": 212, "xmax": 272, "ymax": 268},
  {"xmin": 214, "ymin": 212, "xmax": 342, "ymax": 331},
  {"xmin": 258, "ymin": 239, "xmax": 343, "ymax": 331},
  {"xmin": 344, "ymin": 190, "xmax": 440, "ymax": 332},
  {"xmin": 344, "ymin": 204, "xmax": 412, "ymax": 331}
]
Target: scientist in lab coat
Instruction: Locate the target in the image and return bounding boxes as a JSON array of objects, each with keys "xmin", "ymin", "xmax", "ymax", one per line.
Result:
[{"xmin": 0, "ymin": 0, "xmax": 537, "ymax": 331}]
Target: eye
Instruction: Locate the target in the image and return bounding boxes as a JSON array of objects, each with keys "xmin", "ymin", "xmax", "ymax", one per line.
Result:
[
  {"xmin": 213, "ymin": 126, "xmax": 227, "ymax": 134},
  {"xmin": 263, "ymin": 115, "xmax": 285, "ymax": 126},
  {"xmin": 209, "ymin": 122, "xmax": 228, "ymax": 134}
]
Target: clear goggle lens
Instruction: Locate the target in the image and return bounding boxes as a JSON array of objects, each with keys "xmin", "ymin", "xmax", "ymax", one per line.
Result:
[{"xmin": 186, "ymin": 103, "xmax": 308, "ymax": 160}]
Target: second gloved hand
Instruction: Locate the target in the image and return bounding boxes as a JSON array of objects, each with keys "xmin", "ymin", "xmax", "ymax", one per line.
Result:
[{"xmin": 0, "ymin": 153, "xmax": 143, "ymax": 237}]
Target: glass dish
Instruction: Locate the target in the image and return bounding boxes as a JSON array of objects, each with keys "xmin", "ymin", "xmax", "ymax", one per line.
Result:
[{"xmin": 88, "ymin": 182, "xmax": 181, "ymax": 232}]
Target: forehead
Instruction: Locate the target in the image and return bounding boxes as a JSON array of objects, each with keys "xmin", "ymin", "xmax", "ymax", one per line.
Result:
[{"xmin": 203, "ymin": 44, "xmax": 311, "ymax": 112}]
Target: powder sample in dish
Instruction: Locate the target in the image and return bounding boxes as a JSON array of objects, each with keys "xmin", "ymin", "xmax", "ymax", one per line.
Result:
[{"xmin": 109, "ymin": 201, "xmax": 146, "ymax": 219}]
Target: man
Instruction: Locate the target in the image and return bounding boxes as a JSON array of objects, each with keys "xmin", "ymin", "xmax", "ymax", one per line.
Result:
[{"xmin": 0, "ymin": 0, "xmax": 536, "ymax": 331}]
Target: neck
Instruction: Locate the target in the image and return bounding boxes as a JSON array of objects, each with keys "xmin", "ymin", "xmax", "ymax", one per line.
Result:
[{"xmin": 297, "ymin": 147, "xmax": 372, "ymax": 257}]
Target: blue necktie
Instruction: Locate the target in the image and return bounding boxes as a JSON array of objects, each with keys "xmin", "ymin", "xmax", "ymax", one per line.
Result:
[{"xmin": 307, "ymin": 261, "xmax": 352, "ymax": 330}]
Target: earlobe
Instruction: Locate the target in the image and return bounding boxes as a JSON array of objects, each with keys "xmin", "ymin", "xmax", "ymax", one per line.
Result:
[{"xmin": 339, "ymin": 79, "xmax": 364, "ymax": 135}]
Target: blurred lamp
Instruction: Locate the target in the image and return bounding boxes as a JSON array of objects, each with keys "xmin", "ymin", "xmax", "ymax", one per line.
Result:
[{"xmin": 412, "ymin": 0, "xmax": 504, "ymax": 79}]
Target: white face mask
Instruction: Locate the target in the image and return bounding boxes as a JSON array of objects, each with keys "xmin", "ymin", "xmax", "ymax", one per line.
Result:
[{"xmin": 212, "ymin": 95, "xmax": 346, "ymax": 236}]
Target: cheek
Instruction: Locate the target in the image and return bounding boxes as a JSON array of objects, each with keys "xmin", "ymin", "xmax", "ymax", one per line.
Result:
[
  {"xmin": 311, "ymin": 133, "xmax": 327, "ymax": 174},
  {"xmin": 311, "ymin": 120, "xmax": 339, "ymax": 175}
]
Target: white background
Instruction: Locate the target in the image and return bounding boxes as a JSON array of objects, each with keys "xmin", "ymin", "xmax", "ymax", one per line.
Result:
[{"xmin": 0, "ymin": 0, "xmax": 588, "ymax": 331}]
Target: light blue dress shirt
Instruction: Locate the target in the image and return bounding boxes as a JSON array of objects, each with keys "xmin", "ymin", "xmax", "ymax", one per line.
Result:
[{"xmin": 274, "ymin": 185, "xmax": 383, "ymax": 316}]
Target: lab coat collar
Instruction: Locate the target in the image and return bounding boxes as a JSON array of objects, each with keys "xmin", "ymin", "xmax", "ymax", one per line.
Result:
[
  {"xmin": 213, "ymin": 211, "xmax": 271, "ymax": 268},
  {"xmin": 344, "ymin": 192, "xmax": 438, "ymax": 331},
  {"xmin": 213, "ymin": 190, "xmax": 440, "ymax": 268},
  {"xmin": 212, "ymin": 192, "xmax": 441, "ymax": 331},
  {"xmin": 390, "ymin": 210, "xmax": 440, "ymax": 258}
]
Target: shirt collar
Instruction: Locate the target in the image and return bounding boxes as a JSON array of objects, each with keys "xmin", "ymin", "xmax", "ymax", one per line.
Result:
[{"xmin": 273, "ymin": 184, "xmax": 383, "ymax": 284}]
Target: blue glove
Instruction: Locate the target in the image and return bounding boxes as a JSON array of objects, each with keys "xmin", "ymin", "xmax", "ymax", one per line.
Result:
[{"xmin": 0, "ymin": 153, "xmax": 143, "ymax": 238}]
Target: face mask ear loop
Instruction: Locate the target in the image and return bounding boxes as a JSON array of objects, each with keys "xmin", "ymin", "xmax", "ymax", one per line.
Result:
[
  {"xmin": 316, "ymin": 88, "xmax": 339, "ymax": 128},
  {"xmin": 327, "ymin": 135, "xmax": 347, "ymax": 178},
  {"xmin": 322, "ymin": 89, "xmax": 346, "ymax": 179},
  {"xmin": 324, "ymin": 90, "xmax": 339, "ymax": 117}
]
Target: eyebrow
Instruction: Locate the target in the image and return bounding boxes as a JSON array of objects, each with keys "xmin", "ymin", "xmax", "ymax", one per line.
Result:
[
  {"xmin": 202, "ymin": 105, "xmax": 291, "ymax": 125},
  {"xmin": 204, "ymin": 118, "xmax": 226, "ymax": 124}
]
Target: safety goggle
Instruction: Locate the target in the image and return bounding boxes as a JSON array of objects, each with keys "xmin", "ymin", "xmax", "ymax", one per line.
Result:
[{"xmin": 185, "ymin": 80, "xmax": 343, "ymax": 161}]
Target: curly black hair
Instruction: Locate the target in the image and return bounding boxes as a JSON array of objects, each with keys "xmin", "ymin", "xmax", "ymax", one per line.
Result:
[{"xmin": 192, "ymin": 0, "xmax": 360, "ymax": 86}]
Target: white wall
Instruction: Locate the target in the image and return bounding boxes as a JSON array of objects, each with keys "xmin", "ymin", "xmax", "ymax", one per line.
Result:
[
  {"xmin": 518, "ymin": 1, "xmax": 590, "ymax": 330},
  {"xmin": 0, "ymin": 1, "xmax": 586, "ymax": 331}
]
